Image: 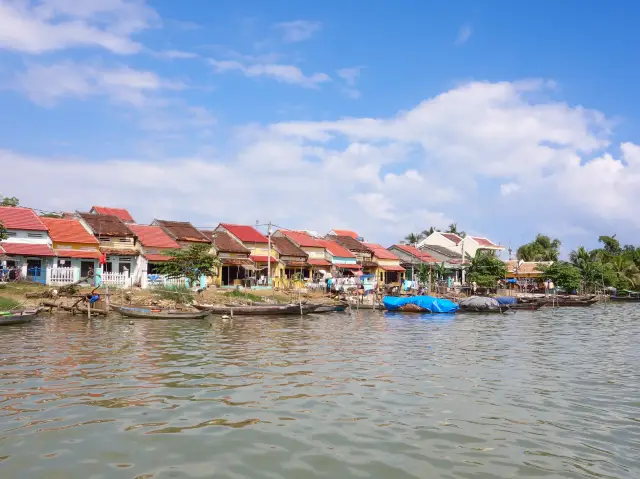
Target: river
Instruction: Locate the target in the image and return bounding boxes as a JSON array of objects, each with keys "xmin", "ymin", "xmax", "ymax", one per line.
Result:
[{"xmin": 1, "ymin": 305, "xmax": 638, "ymax": 478}]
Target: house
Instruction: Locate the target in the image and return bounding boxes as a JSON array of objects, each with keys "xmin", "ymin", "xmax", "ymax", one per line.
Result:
[
  {"xmin": 274, "ymin": 230, "xmax": 331, "ymax": 276},
  {"xmin": 128, "ymin": 224, "xmax": 180, "ymax": 287},
  {"xmin": 78, "ymin": 213, "xmax": 140, "ymax": 285},
  {"xmin": 462, "ymin": 236, "xmax": 505, "ymax": 258},
  {"xmin": 200, "ymin": 229, "xmax": 255, "ymax": 287},
  {"xmin": 316, "ymin": 239, "xmax": 360, "ymax": 275},
  {"xmin": 271, "ymin": 235, "xmax": 309, "ymax": 283},
  {"xmin": 327, "ymin": 229, "xmax": 362, "ymax": 240},
  {"xmin": 0, "ymin": 207, "xmax": 54, "ymax": 283},
  {"xmin": 417, "ymin": 231, "xmax": 464, "ymax": 252},
  {"xmin": 216, "ymin": 224, "xmax": 280, "ymax": 282},
  {"xmin": 362, "ymin": 243, "xmax": 405, "ymax": 284},
  {"xmin": 153, "ymin": 219, "xmax": 210, "ymax": 248},
  {"xmin": 388, "ymin": 244, "xmax": 439, "ymax": 280},
  {"xmin": 41, "ymin": 217, "xmax": 101, "ymax": 283},
  {"xmin": 505, "ymin": 260, "xmax": 552, "ymax": 279},
  {"xmin": 331, "ymin": 235, "xmax": 377, "ymax": 272},
  {"xmin": 90, "ymin": 206, "xmax": 135, "ymax": 223}
]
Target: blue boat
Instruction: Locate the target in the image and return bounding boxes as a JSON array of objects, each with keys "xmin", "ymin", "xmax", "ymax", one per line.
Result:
[{"xmin": 383, "ymin": 296, "xmax": 459, "ymax": 313}]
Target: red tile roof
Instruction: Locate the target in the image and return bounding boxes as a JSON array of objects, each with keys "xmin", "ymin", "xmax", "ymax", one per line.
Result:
[
  {"xmin": 308, "ymin": 259, "xmax": 331, "ymax": 266},
  {"xmin": 380, "ymin": 264, "xmax": 406, "ymax": 272},
  {"xmin": 363, "ymin": 243, "xmax": 400, "ymax": 260},
  {"xmin": 392, "ymin": 244, "xmax": 440, "ymax": 263},
  {"xmin": 54, "ymin": 249, "xmax": 101, "ymax": 259},
  {"xmin": 471, "ymin": 236, "xmax": 503, "ymax": 249},
  {"xmin": 441, "ymin": 233, "xmax": 463, "ymax": 245},
  {"xmin": 278, "ymin": 230, "xmax": 325, "ymax": 248},
  {"xmin": 200, "ymin": 230, "xmax": 250, "ymax": 254},
  {"xmin": 250, "ymin": 255, "xmax": 278, "ymax": 263},
  {"xmin": 219, "ymin": 223, "xmax": 269, "ymax": 243},
  {"xmin": 128, "ymin": 224, "xmax": 179, "ymax": 249},
  {"xmin": 91, "ymin": 206, "xmax": 134, "ymax": 222},
  {"xmin": 145, "ymin": 253, "xmax": 173, "ymax": 262},
  {"xmin": 41, "ymin": 217, "xmax": 99, "ymax": 244},
  {"xmin": 330, "ymin": 229, "xmax": 359, "ymax": 239},
  {"xmin": 0, "ymin": 207, "xmax": 47, "ymax": 231},
  {"xmin": 316, "ymin": 239, "xmax": 356, "ymax": 258},
  {"xmin": 1, "ymin": 242, "xmax": 55, "ymax": 256}
]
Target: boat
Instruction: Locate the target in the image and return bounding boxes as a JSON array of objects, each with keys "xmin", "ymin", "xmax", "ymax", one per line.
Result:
[
  {"xmin": 609, "ymin": 290, "xmax": 640, "ymax": 302},
  {"xmin": 507, "ymin": 302, "xmax": 543, "ymax": 311},
  {"xmin": 383, "ymin": 296, "xmax": 459, "ymax": 313},
  {"xmin": 310, "ymin": 304, "xmax": 348, "ymax": 313},
  {"xmin": 112, "ymin": 305, "xmax": 210, "ymax": 319},
  {"xmin": 539, "ymin": 298, "xmax": 598, "ymax": 307},
  {"xmin": 0, "ymin": 308, "xmax": 42, "ymax": 325},
  {"xmin": 193, "ymin": 303, "xmax": 319, "ymax": 316}
]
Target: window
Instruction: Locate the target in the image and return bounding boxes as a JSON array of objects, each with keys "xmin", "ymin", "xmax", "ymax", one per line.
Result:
[
  {"xmin": 28, "ymin": 233, "xmax": 44, "ymax": 238},
  {"xmin": 119, "ymin": 238, "xmax": 131, "ymax": 243},
  {"xmin": 57, "ymin": 259, "xmax": 71, "ymax": 267},
  {"xmin": 99, "ymin": 237, "xmax": 111, "ymax": 243},
  {"xmin": 104, "ymin": 262, "xmax": 113, "ymax": 273},
  {"xmin": 147, "ymin": 263, "xmax": 161, "ymax": 275},
  {"xmin": 119, "ymin": 263, "xmax": 131, "ymax": 274},
  {"xmin": 6, "ymin": 232, "xmax": 16, "ymax": 237}
]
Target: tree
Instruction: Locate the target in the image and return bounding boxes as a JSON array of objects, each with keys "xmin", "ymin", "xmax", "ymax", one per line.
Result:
[
  {"xmin": 467, "ymin": 251, "xmax": 507, "ymax": 288},
  {"xmin": 537, "ymin": 262, "xmax": 582, "ymax": 292},
  {"xmin": 608, "ymin": 255, "xmax": 640, "ymax": 289},
  {"xmin": 157, "ymin": 244, "xmax": 220, "ymax": 286},
  {"xmin": 432, "ymin": 262, "xmax": 450, "ymax": 281},
  {"xmin": 517, "ymin": 234, "xmax": 561, "ymax": 261},
  {"xmin": 417, "ymin": 263, "xmax": 430, "ymax": 285},
  {"xmin": 0, "ymin": 196, "xmax": 19, "ymax": 207},
  {"xmin": 446, "ymin": 223, "xmax": 466, "ymax": 238},
  {"xmin": 403, "ymin": 232, "xmax": 422, "ymax": 245},
  {"xmin": 420, "ymin": 226, "xmax": 439, "ymax": 238}
]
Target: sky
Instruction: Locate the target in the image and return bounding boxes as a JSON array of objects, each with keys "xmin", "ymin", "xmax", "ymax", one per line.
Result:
[{"xmin": 1, "ymin": 0, "xmax": 640, "ymax": 256}]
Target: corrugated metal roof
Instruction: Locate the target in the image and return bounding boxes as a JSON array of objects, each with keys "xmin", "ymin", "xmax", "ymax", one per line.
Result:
[
  {"xmin": 79, "ymin": 213, "xmax": 135, "ymax": 237},
  {"xmin": 0, "ymin": 207, "xmax": 47, "ymax": 231}
]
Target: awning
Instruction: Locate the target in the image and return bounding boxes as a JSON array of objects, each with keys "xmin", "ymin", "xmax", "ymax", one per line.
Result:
[
  {"xmin": 55, "ymin": 249, "xmax": 101, "ymax": 259},
  {"xmin": 100, "ymin": 248, "xmax": 139, "ymax": 256},
  {"xmin": 0, "ymin": 242, "xmax": 55, "ymax": 257},
  {"xmin": 380, "ymin": 264, "xmax": 406, "ymax": 272},
  {"xmin": 146, "ymin": 254, "xmax": 173, "ymax": 262},
  {"xmin": 282, "ymin": 261, "xmax": 309, "ymax": 268},
  {"xmin": 221, "ymin": 258, "xmax": 254, "ymax": 267},
  {"xmin": 360, "ymin": 261, "xmax": 378, "ymax": 268},
  {"xmin": 308, "ymin": 259, "xmax": 331, "ymax": 267},
  {"xmin": 250, "ymin": 255, "xmax": 279, "ymax": 263},
  {"xmin": 337, "ymin": 264, "xmax": 362, "ymax": 270}
]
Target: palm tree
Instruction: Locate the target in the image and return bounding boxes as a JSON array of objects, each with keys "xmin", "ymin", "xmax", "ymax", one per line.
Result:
[
  {"xmin": 403, "ymin": 233, "xmax": 421, "ymax": 245},
  {"xmin": 517, "ymin": 234, "xmax": 561, "ymax": 262},
  {"xmin": 446, "ymin": 223, "xmax": 466, "ymax": 237},
  {"xmin": 569, "ymin": 246, "xmax": 590, "ymax": 268},
  {"xmin": 609, "ymin": 256, "xmax": 640, "ymax": 289},
  {"xmin": 420, "ymin": 226, "xmax": 439, "ymax": 238}
]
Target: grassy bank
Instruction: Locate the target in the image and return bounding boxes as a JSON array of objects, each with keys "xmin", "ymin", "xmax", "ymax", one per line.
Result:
[{"xmin": 0, "ymin": 296, "xmax": 20, "ymax": 310}]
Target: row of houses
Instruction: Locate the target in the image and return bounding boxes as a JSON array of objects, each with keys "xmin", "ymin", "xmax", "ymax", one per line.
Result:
[{"xmin": 0, "ymin": 205, "xmax": 505, "ymax": 288}]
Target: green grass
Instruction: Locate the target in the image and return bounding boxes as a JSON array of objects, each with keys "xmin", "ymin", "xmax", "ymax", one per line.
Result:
[
  {"xmin": 0, "ymin": 296, "xmax": 20, "ymax": 311},
  {"xmin": 152, "ymin": 285, "xmax": 193, "ymax": 304},
  {"xmin": 225, "ymin": 289, "xmax": 263, "ymax": 303}
]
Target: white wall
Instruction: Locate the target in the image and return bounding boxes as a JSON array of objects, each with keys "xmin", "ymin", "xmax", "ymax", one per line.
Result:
[{"xmin": 4, "ymin": 229, "xmax": 51, "ymax": 245}]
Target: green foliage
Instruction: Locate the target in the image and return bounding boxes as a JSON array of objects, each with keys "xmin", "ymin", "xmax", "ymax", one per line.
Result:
[
  {"xmin": 157, "ymin": 244, "xmax": 220, "ymax": 285},
  {"xmin": 537, "ymin": 261, "xmax": 582, "ymax": 291},
  {"xmin": 403, "ymin": 232, "xmax": 422, "ymax": 245},
  {"xmin": 0, "ymin": 296, "xmax": 20, "ymax": 310},
  {"xmin": 468, "ymin": 251, "xmax": 507, "ymax": 288},
  {"xmin": 446, "ymin": 223, "xmax": 466, "ymax": 238},
  {"xmin": 40, "ymin": 213, "xmax": 62, "ymax": 218},
  {"xmin": 152, "ymin": 285, "xmax": 193, "ymax": 304},
  {"xmin": 225, "ymin": 289, "xmax": 262, "ymax": 302},
  {"xmin": 517, "ymin": 234, "xmax": 561, "ymax": 261},
  {"xmin": 0, "ymin": 196, "xmax": 19, "ymax": 207},
  {"xmin": 0, "ymin": 221, "xmax": 7, "ymax": 241},
  {"xmin": 417, "ymin": 263, "xmax": 430, "ymax": 284},
  {"xmin": 432, "ymin": 262, "xmax": 451, "ymax": 281}
]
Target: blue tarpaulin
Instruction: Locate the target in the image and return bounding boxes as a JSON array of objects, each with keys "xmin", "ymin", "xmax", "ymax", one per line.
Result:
[
  {"xmin": 383, "ymin": 295, "xmax": 459, "ymax": 313},
  {"xmin": 495, "ymin": 296, "xmax": 517, "ymax": 305}
]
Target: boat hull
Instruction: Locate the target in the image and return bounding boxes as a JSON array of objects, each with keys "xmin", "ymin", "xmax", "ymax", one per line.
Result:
[
  {"xmin": 112, "ymin": 305, "xmax": 210, "ymax": 319},
  {"xmin": 0, "ymin": 309, "xmax": 41, "ymax": 325},
  {"xmin": 194, "ymin": 303, "xmax": 320, "ymax": 315}
]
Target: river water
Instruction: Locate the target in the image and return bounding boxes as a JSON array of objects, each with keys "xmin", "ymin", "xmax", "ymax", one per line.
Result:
[{"xmin": 1, "ymin": 305, "xmax": 638, "ymax": 478}]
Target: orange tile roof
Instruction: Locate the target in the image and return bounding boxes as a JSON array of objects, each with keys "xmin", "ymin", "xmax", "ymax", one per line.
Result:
[
  {"xmin": 441, "ymin": 233, "xmax": 463, "ymax": 245},
  {"xmin": 279, "ymin": 230, "xmax": 325, "ymax": 248},
  {"xmin": 250, "ymin": 255, "xmax": 278, "ymax": 263},
  {"xmin": 1, "ymin": 242, "xmax": 55, "ymax": 256},
  {"xmin": 128, "ymin": 224, "xmax": 179, "ymax": 249},
  {"xmin": 220, "ymin": 223, "xmax": 269, "ymax": 243},
  {"xmin": 331, "ymin": 229, "xmax": 359, "ymax": 239},
  {"xmin": 54, "ymin": 249, "xmax": 101, "ymax": 259},
  {"xmin": 0, "ymin": 207, "xmax": 47, "ymax": 231},
  {"xmin": 41, "ymin": 217, "xmax": 99, "ymax": 244},
  {"xmin": 145, "ymin": 253, "xmax": 174, "ymax": 262},
  {"xmin": 91, "ymin": 206, "xmax": 134, "ymax": 222},
  {"xmin": 316, "ymin": 239, "xmax": 355, "ymax": 258},
  {"xmin": 392, "ymin": 244, "xmax": 439, "ymax": 263},
  {"xmin": 471, "ymin": 236, "xmax": 504, "ymax": 249},
  {"xmin": 363, "ymin": 243, "xmax": 400, "ymax": 260},
  {"xmin": 308, "ymin": 259, "xmax": 331, "ymax": 266}
]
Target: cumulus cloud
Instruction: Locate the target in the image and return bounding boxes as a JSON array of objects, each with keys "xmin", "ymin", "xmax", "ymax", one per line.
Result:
[
  {"xmin": 274, "ymin": 20, "xmax": 322, "ymax": 43},
  {"xmin": 0, "ymin": 0, "xmax": 159, "ymax": 54},
  {"xmin": 12, "ymin": 61, "xmax": 184, "ymax": 107},
  {"xmin": 209, "ymin": 58, "xmax": 330, "ymax": 88},
  {"xmin": 1, "ymin": 79, "xmax": 638, "ymax": 247}
]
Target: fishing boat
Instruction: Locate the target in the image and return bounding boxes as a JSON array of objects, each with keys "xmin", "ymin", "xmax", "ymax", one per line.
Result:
[
  {"xmin": 539, "ymin": 298, "xmax": 598, "ymax": 307},
  {"xmin": 112, "ymin": 305, "xmax": 210, "ymax": 319},
  {"xmin": 609, "ymin": 290, "xmax": 640, "ymax": 302},
  {"xmin": 194, "ymin": 303, "xmax": 320, "ymax": 315},
  {"xmin": 0, "ymin": 308, "xmax": 42, "ymax": 325}
]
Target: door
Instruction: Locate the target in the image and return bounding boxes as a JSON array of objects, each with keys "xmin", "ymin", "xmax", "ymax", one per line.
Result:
[
  {"xmin": 26, "ymin": 259, "xmax": 45, "ymax": 283},
  {"xmin": 80, "ymin": 261, "xmax": 94, "ymax": 278}
]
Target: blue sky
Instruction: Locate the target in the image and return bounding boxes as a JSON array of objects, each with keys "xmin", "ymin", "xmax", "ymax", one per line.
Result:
[{"xmin": 1, "ymin": 0, "xmax": 640, "ymax": 255}]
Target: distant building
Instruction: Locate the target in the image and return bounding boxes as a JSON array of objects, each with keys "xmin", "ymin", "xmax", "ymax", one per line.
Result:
[{"xmin": 90, "ymin": 206, "xmax": 135, "ymax": 223}]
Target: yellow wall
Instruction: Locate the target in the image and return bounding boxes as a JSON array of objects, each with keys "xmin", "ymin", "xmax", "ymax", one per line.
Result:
[
  {"xmin": 99, "ymin": 236, "xmax": 135, "ymax": 250},
  {"xmin": 52, "ymin": 241, "xmax": 100, "ymax": 251}
]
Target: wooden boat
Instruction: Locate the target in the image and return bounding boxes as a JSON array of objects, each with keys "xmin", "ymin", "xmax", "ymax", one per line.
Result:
[
  {"xmin": 610, "ymin": 294, "xmax": 640, "ymax": 302},
  {"xmin": 0, "ymin": 308, "xmax": 41, "ymax": 325},
  {"xmin": 539, "ymin": 298, "xmax": 598, "ymax": 307},
  {"xmin": 194, "ymin": 303, "xmax": 319, "ymax": 315},
  {"xmin": 310, "ymin": 304, "xmax": 348, "ymax": 313},
  {"xmin": 112, "ymin": 305, "xmax": 210, "ymax": 319},
  {"xmin": 507, "ymin": 302, "xmax": 544, "ymax": 311}
]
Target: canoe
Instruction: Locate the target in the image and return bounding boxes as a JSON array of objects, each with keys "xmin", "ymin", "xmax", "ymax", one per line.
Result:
[
  {"xmin": 112, "ymin": 305, "xmax": 210, "ymax": 319},
  {"xmin": 0, "ymin": 309, "xmax": 41, "ymax": 325},
  {"xmin": 194, "ymin": 303, "xmax": 318, "ymax": 315}
]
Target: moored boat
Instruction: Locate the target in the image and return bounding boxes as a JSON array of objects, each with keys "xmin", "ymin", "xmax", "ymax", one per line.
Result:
[
  {"xmin": 383, "ymin": 296, "xmax": 459, "ymax": 313},
  {"xmin": 0, "ymin": 308, "xmax": 42, "ymax": 325},
  {"xmin": 194, "ymin": 303, "xmax": 319, "ymax": 315},
  {"xmin": 112, "ymin": 305, "xmax": 210, "ymax": 319}
]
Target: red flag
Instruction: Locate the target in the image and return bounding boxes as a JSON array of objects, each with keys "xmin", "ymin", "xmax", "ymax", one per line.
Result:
[{"xmin": 100, "ymin": 253, "xmax": 107, "ymax": 265}]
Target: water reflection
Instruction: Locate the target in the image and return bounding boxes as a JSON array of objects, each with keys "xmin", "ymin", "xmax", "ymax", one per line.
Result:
[{"xmin": 0, "ymin": 305, "xmax": 638, "ymax": 478}]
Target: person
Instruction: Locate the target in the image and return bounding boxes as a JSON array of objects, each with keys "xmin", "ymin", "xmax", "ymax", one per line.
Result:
[{"xmin": 472, "ymin": 280, "xmax": 477, "ymax": 294}]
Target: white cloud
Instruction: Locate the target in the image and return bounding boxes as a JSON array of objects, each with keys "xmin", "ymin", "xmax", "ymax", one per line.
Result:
[
  {"xmin": 0, "ymin": 0, "xmax": 159, "ymax": 54},
  {"xmin": 155, "ymin": 49, "xmax": 198, "ymax": 59},
  {"xmin": 337, "ymin": 67, "xmax": 362, "ymax": 99},
  {"xmin": 209, "ymin": 58, "xmax": 330, "ymax": 88},
  {"xmin": 13, "ymin": 61, "xmax": 184, "ymax": 107},
  {"xmin": 1, "ymin": 79, "xmax": 639, "ymax": 247},
  {"xmin": 455, "ymin": 24, "xmax": 473, "ymax": 45},
  {"xmin": 274, "ymin": 20, "xmax": 322, "ymax": 42}
]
